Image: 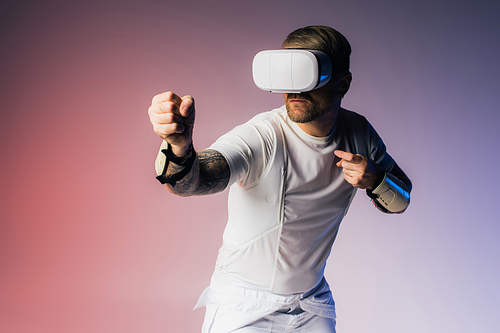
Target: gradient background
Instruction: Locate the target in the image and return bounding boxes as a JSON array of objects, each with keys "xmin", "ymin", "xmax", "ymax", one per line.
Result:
[{"xmin": 1, "ymin": 0, "xmax": 499, "ymax": 332}]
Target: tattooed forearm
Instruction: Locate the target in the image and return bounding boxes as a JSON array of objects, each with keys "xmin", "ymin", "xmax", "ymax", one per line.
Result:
[
  {"xmin": 165, "ymin": 154, "xmax": 200, "ymax": 196},
  {"xmin": 165, "ymin": 149, "xmax": 230, "ymax": 196}
]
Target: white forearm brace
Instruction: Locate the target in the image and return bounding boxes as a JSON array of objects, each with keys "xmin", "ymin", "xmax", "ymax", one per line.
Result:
[{"xmin": 369, "ymin": 172, "xmax": 410, "ymax": 213}]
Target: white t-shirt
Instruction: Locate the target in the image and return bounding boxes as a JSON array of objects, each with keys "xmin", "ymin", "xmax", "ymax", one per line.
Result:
[{"xmin": 209, "ymin": 105, "xmax": 394, "ymax": 295}]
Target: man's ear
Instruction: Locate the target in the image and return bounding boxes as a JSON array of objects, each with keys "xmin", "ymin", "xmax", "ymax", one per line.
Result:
[{"xmin": 339, "ymin": 72, "xmax": 352, "ymax": 98}]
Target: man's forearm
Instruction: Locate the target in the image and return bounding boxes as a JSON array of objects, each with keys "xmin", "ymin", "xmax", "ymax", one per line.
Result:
[
  {"xmin": 367, "ymin": 172, "xmax": 410, "ymax": 213},
  {"xmin": 366, "ymin": 163, "xmax": 412, "ymax": 213},
  {"xmin": 155, "ymin": 142, "xmax": 230, "ymax": 196},
  {"xmin": 164, "ymin": 152, "xmax": 202, "ymax": 196}
]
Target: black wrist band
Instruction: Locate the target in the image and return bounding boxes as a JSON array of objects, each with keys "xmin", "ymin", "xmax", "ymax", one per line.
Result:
[
  {"xmin": 366, "ymin": 188, "xmax": 379, "ymax": 199},
  {"xmin": 156, "ymin": 143, "xmax": 196, "ymax": 186}
]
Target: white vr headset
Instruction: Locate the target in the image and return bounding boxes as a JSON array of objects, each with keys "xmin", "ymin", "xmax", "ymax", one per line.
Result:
[{"xmin": 252, "ymin": 49, "xmax": 348, "ymax": 93}]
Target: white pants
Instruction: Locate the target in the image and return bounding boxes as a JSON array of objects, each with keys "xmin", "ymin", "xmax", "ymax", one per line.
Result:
[
  {"xmin": 202, "ymin": 303, "xmax": 336, "ymax": 333},
  {"xmin": 228, "ymin": 311, "xmax": 335, "ymax": 333},
  {"xmin": 198, "ymin": 269, "xmax": 336, "ymax": 333}
]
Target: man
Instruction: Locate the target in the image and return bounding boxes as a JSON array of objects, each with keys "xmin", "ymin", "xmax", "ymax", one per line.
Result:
[{"xmin": 148, "ymin": 26, "xmax": 411, "ymax": 333}]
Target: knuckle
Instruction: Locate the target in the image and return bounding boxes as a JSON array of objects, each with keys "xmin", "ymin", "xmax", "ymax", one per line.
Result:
[
  {"xmin": 160, "ymin": 101, "xmax": 174, "ymax": 113},
  {"xmin": 171, "ymin": 122, "xmax": 184, "ymax": 133},
  {"xmin": 151, "ymin": 94, "xmax": 160, "ymax": 104},
  {"xmin": 166, "ymin": 113, "xmax": 180, "ymax": 123},
  {"xmin": 150, "ymin": 104, "xmax": 162, "ymax": 114},
  {"xmin": 164, "ymin": 112, "xmax": 173, "ymax": 122},
  {"xmin": 153, "ymin": 125, "xmax": 165, "ymax": 137}
]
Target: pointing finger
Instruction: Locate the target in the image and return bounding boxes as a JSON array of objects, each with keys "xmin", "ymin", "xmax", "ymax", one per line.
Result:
[
  {"xmin": 334, "ymin": 150, "xmax": 353, "ymax": 161},
  {"xmin": 335, "ymin": 150, "xmax": 364, "ymax": 164}
]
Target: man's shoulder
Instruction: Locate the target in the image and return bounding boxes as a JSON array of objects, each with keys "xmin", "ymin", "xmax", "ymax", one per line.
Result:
[
  {"xmin": 339, "ymin": 107, "xmax": 374, "ymax": 135},
  {"xmin": 217, "ymin": 106, "xmax": 286, "ymax": 143},
  {"xmin": 234, "ymin": 106, "xmax": 288, "ymax": 139},
  {"xmin": 247, "ymin": 105, "xmax": 287, "ymax": 124},
  {"xmin": 340, "ymin": 108, "xmax": 368, "ymax": 124}
]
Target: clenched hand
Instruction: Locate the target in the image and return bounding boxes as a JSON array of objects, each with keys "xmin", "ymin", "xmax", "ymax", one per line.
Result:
[{"xmin": 148, "ymin": 91, "xmax": 195, "ymax": 157}]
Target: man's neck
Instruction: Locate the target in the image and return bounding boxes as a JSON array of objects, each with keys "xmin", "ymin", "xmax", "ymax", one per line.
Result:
[{"xmin": 296, "ymin": 108, "xmax": 340, "ymax": 137}]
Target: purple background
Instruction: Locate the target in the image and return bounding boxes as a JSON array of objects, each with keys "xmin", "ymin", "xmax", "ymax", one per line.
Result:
[{"xmin": 1, "ymin": 0, "xmax": 499, "ymax": 332}]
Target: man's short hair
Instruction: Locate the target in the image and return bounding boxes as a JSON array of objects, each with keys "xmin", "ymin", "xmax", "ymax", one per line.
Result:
[{"xmin": 282, "ymin": 26, "xmax": 351, "ymax": 74}]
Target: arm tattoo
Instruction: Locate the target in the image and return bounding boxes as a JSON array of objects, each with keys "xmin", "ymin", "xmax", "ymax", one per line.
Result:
[
  {"xmin": 197, "ymin": 150, "xmax": 230, "ymax": 195},
  {"xmin": 166, "ymin": 149, "xmax": 230, "ymax": 196}
]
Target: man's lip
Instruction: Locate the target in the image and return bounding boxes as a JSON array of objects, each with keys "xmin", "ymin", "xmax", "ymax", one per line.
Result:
[{"xmin": 289, "ymin": 99, "xmax": 308, "ymax": 103}]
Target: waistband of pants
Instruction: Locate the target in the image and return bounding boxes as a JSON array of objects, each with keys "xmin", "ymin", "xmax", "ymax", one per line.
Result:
[{"xmin": 195, "ymin": 267, "xmax": 336, "ymax": 319}]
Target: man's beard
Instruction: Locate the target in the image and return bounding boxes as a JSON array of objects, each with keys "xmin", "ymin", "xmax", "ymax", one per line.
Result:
[{"xmin": 285, "ymin": 94, "xmax": 334, "ymax": 123}]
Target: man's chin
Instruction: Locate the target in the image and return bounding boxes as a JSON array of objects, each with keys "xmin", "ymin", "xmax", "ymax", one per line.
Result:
[{"xmin": 286, "ymin": 106, "xmax": 312, "ymax": 123}]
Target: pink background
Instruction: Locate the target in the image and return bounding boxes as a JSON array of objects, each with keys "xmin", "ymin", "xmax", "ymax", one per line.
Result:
[{"xmin": 1, "ymin": 0, "xmax": 499, "ymax": 332}]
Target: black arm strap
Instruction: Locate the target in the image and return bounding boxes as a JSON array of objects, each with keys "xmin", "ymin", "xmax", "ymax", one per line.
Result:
[{"xmin": 156, "ymin": 143, "xmax": 196, "ymax": 187}]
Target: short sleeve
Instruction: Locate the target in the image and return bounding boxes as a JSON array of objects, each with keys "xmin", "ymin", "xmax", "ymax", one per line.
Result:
[{"xmin": 209, "ymin": 116, "xmax": 275, "ymax": 188}]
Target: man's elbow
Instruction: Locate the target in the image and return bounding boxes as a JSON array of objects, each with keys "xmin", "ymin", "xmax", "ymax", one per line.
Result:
[{"xmin": 369, "ymin": 172, "xmax": 411, "ymax": 214}]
